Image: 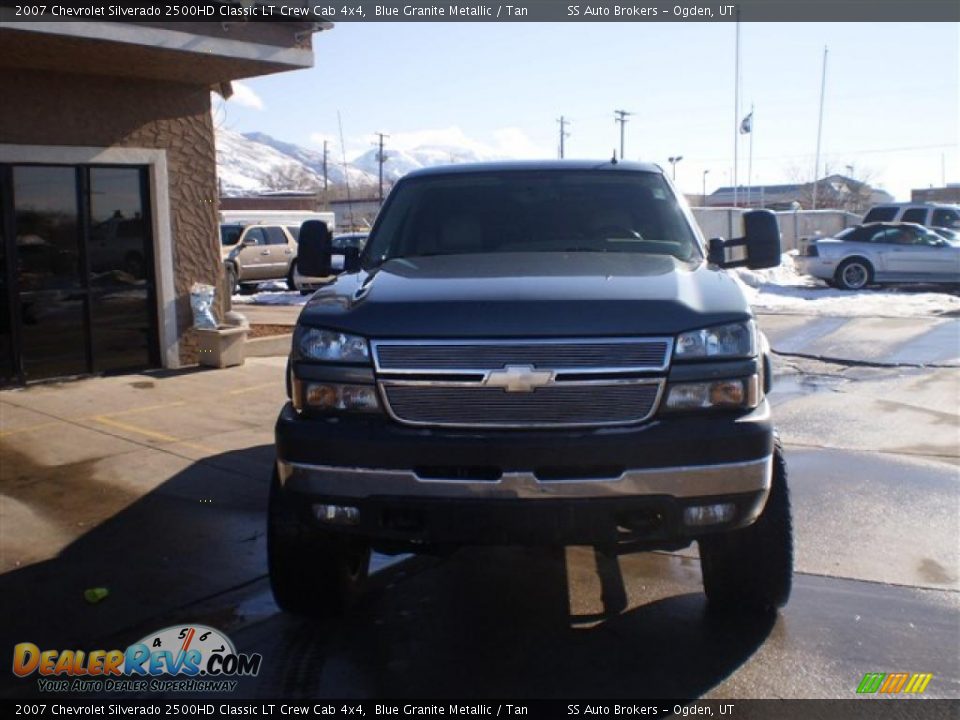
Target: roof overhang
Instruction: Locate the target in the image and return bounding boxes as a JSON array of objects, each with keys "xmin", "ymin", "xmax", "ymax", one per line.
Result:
[{"xmin": 0, "ymin": 20, "xmax": 325, "ymax": 84}]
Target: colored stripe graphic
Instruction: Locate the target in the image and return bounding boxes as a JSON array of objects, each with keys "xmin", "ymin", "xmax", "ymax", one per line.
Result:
[
  {"xmin": 857, "ymin": 673, "xmax": 885, "ymax": 694},
  {"xmin": 857, "ymin": 672, "xmax": 932, "ymax": 694}
]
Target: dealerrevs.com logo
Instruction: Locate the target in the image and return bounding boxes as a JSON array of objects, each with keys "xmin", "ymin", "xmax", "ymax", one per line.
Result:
[{"xmin": 12, "ymin": 625, "xmax": 261, "ymax": 693}]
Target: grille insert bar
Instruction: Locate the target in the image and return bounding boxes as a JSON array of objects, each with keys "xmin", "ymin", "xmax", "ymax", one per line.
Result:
[
  {"xmin": 380, "ymin": 379, "xmax": 664, "ymax": 428},
  {"xmin": 373, "ymin": 338, "xmax": 672, "ymax": 374}
]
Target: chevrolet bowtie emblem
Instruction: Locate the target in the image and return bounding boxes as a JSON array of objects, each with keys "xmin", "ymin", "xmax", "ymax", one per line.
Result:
[{"xmin": 483, "ymin": 365, "xmax": 556, "ymax": 393}]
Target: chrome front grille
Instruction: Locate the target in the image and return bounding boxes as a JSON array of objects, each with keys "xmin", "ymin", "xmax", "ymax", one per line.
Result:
[
  {"xmin": 372, "ymin": 337, "xmax": 671, "ymax": 429},
  {"xmin": 372, "ymin": 338, "xmax": 672, "ymax": 373},
  {"xmin": 380, "ymin": 379, "xmax": 663, "ymax": 428}
]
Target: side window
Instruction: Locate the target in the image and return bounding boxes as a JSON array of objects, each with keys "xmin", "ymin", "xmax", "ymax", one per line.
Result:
[
  {"xmin": 286, "ymin": 225, "xmax": 301, "ymax": 242},
  {"xmin": 866, "ymin": 228, "xmax": 893, "ymax": 244},
  {"xmin": 887, "ymin": 228, "xmax": 915, "ymax": 245},
  {"xmin": 264, "ymin": 227, "xmax": 288, "ymax": 245},
  {"xmin": 863, "ymin": 207, "xmax": 897, "ymax": 223},
  {"xmin": 243, "ymin": 228, "xmax": 266, "ymax": 246},
  {"xmin": 932, "ymin": 209, "xmax": 960, "ymax": 229},
  {"xmin": 900, "ymin": 208, "xmax": 927, "ymax": 224}
]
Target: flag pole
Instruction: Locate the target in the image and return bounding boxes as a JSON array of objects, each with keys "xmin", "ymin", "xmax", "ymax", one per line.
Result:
[
  {"xmin": 812, "ymin": 46, "xmax": 828, "ymax": 210},
  {"xmin": 733, "ymin": 8, "xmax": 740, "ymax": 208},
  {"xmin": 747, "ymin": 103, "xmax": 754, "ymax": 207}
]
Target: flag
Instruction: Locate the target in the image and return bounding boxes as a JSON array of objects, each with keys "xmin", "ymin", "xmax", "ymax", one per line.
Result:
[{"xmin": 739, "ymin": 112, "xmax": 753, "ymax": 134}]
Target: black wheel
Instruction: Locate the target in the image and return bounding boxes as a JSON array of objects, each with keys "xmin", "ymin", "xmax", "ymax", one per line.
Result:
[
  {"xmin": 286, "ymin": 261, "xmax": 300, "ymax": 292},
  {"xmin": 834, "ymin": 258, "xmax": 873, "ymax": 290},
  {"xmin": 699, "ymin": 439, "xmax": 793, "ymax": 613},
  {"xmin": 225, "ymin": 265, "xmax": 239, "ymax": 296},
  {"xmin": 267, "ymin": 469, "xmax": 370, "ymax": 617}
]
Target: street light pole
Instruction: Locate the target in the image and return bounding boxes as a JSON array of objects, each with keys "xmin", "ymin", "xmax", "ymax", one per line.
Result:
[
  {"xmin": 668, "ymin": 155, "xmax": 683, "ymax": 182},
  {"xmin": 702, "ymin": 169, "xmax": 710, "ymax": 207}
]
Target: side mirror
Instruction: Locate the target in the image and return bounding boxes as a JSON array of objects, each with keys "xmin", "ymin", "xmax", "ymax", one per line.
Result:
[
  {"xmin": 708, "ymin": 210, "xmax": 781, "ymax": 270},
  {"xmin": 743, "ymin": 210, "xmax": 782, "ymax": 269},
  {"xmin": 297, "ymin": 220, "xmax": 333, "ymax": 277}
]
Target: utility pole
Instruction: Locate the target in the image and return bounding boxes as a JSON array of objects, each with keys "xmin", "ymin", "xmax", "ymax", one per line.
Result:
[
  {"xmin": 557, "ymin": 116, "xmax": 570, "ymax": 159},
  {"xmin": 322, "ymin": 139, "xmax": 329, "ymax": 206},
  {"xmin": 374, "ymin": 132, "xmax": 389, "ymax": 204},
  {"xmin": 702, "ymin": 169, "xmax": 710, "ymax": 207},
  {"xmin": 614, "ymin": 109, "xmax": 632, "ymax": 160}
]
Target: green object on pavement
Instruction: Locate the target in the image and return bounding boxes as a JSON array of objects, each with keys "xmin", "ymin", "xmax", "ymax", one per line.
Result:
[{"xmin": 84, "ymin": 587, "xmax": 109, "ymax": 604}]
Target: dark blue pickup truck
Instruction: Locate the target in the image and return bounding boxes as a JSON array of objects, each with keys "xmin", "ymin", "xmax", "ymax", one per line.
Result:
[{"xmin": 270, "ymin": 160, "xmax": 792, "ymax": 618}]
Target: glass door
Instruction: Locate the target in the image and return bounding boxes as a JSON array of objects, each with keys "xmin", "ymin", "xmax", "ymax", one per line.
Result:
[
  {"xmin": 1, "ymin": 163, "xmax": 159, "ymax": 385},
  {"xmin": 87, "ymin": 167, "xmax": 157, "ymax": 372},
  {"xmin": 12, "ymin": 165, "xmax": 89, "ymax": 380}
]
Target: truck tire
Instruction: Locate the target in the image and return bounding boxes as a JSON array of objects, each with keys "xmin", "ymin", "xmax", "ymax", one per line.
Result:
[
  {"xmin": 699, "ymin": 439, "xmax": 793, "ymax": 613},
  {"xmin": 267, "ymin": 469, "xmax": 370, "ymax": 617}
]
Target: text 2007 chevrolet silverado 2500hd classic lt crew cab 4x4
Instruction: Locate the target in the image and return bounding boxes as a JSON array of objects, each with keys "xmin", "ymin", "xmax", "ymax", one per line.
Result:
[{"xmin": 271, "ymin": 161, "xmax": 792, "ymax": 617}]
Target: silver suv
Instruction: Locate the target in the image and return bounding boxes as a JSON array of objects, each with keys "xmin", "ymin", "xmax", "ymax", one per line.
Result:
[
  {"xmin": 863, "ymin": 203, "xmax": 960, "ymax": 230},
  {"xmin": 223, "ymin": 223, "xmax": 303, "ymax": 294}
]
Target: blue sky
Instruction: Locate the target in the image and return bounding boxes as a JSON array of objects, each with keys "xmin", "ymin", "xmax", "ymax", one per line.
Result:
[{"xmin": 216, "ymin": 22, "xmax": 958, "ymax": 200}]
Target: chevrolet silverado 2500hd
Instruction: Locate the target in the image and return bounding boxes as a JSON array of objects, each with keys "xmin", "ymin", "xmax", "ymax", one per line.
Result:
[{"xmin": 271, "ymin": 161, "xmax": 792, "ymax": 617}]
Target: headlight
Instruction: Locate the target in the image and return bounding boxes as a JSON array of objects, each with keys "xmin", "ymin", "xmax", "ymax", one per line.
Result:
[
  {"xmin": 295, "ymin": 327, "xmax": 369, "ymax": 363},
  {"xmin": 663, "ymin": 376, "xmax": 759, "ymax": 411},
  {"xmin": 674, "ymin": 320, "xmax": 756, "ymax": 360},
  {"xmin": 293, "ymin": 380, "xmax": 380, "ymax": 413}
]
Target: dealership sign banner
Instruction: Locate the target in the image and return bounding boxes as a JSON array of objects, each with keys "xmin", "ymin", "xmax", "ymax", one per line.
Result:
[
  {"xmin": 12, "ymin": 625, "xmax": 261, "ymax": 695},
  {"xmin": 0, "ymin": 0, "xmax": 957, "ymax": 23}
]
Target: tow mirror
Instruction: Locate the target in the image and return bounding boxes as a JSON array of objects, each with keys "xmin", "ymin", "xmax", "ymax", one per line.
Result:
[
  {"xmin": 708, "ymin": 210, "xmax": 781, "ymax": 270},
  {"xmin": 297, "ymin": 220, "xmax": 333, "ymax": 277}
]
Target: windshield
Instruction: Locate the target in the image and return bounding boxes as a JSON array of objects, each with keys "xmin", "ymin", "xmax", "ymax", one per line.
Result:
[{"xmin": 364, "ymin": 170, "xmax": 701, "ymax": 268}]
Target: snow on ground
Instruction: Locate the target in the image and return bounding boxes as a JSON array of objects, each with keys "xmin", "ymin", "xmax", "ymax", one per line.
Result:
[
  {"xmin": 230, "ymin": 254, "xmax": 960, "ymax": 319},
  {"xmin": 733, "ymin": 252, "xmax": 960, "ymax": 318}
]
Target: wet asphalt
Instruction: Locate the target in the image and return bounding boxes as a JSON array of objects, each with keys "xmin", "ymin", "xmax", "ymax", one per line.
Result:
[{"xmin": 1, "ymin": 314, "xmax": 957, "ymax": 703}]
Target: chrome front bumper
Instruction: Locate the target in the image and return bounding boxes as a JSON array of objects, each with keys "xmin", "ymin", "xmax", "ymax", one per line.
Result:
[{"xmin": 276, "ymin": 455, "xmax": 773, "ymax": 502}]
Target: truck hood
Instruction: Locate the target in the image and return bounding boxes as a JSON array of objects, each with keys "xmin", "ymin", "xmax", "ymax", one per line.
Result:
[{"xmin": 298, "ymin": 252, "xmax": 751, "ymax": 337}]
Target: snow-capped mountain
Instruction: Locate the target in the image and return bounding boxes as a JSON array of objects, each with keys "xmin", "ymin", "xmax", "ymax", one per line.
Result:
[
  {"xmin": 242, "ymin": 132, "xmax": 379, "ymax": 188},
  {"xmin": 215, "ymin": 128, "xmax": 508, "ymax": 197},
  {"xmin": 350, "ymin": 145, "xmax": 500, "ymax": 182},
  {"xmin": 216, "ymin": 128, "xmax": 325, "ymax": 196}
]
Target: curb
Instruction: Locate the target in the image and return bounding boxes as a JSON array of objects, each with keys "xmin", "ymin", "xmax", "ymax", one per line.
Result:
[{"xmin": 245, "ymin": 333, "xmax": 292, "ymax": 358}]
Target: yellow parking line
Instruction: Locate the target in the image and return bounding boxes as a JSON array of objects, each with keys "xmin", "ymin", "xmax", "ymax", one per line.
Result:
[
  {"xmin": 96, "ymin": 401, "xmax": 187, "ymax": 418},
  {"xmin": 228, "ymin": 382, "xmax": 278, "ymax": 396},
  {"xmin": 0, "ymin": 421, "xmax": 60, "ymax": 438},
  {"xmin": 91, "ymin": 416, "xmax": 218, "ymax": 455}
]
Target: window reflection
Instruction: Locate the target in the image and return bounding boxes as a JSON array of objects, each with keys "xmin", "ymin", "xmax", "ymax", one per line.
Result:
[{"xmin": 13, "ymin": 166, "xmax": 81, "ymax": 292}]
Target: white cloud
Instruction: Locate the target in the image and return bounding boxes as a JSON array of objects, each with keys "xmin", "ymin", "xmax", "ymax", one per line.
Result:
[
  {"xmin": 491, "ymin": 127, "xmax": 546, "ymax": 159},
  {"xmin": 228, "ymin": 81, "xmax": 264, "ymax": 110}
]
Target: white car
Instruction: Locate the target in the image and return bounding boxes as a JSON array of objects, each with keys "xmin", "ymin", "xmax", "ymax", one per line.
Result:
[{"xmin": 794, "ymin": 222, "xmax": 960, "ymax": 290}]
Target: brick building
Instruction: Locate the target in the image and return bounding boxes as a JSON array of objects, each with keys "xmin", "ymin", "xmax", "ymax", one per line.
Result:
[{"xmin": 0, "ymin": 16, "xmax": 327, "ymax": 384}]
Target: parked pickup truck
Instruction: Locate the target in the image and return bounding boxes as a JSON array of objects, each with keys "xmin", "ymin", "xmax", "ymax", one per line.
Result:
[{"xmin": 271, "ymin": 161, "xmax": 792, "ymax": 617}]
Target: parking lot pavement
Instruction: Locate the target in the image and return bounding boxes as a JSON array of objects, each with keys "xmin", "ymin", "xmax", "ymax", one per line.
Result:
[
  {"xmin": 0, "ymin": 358, "xmax": 288, "ymax": 662},
  {"xmin": 1, "ymin": 322, "xmax": 958, "ymax": 700}
]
